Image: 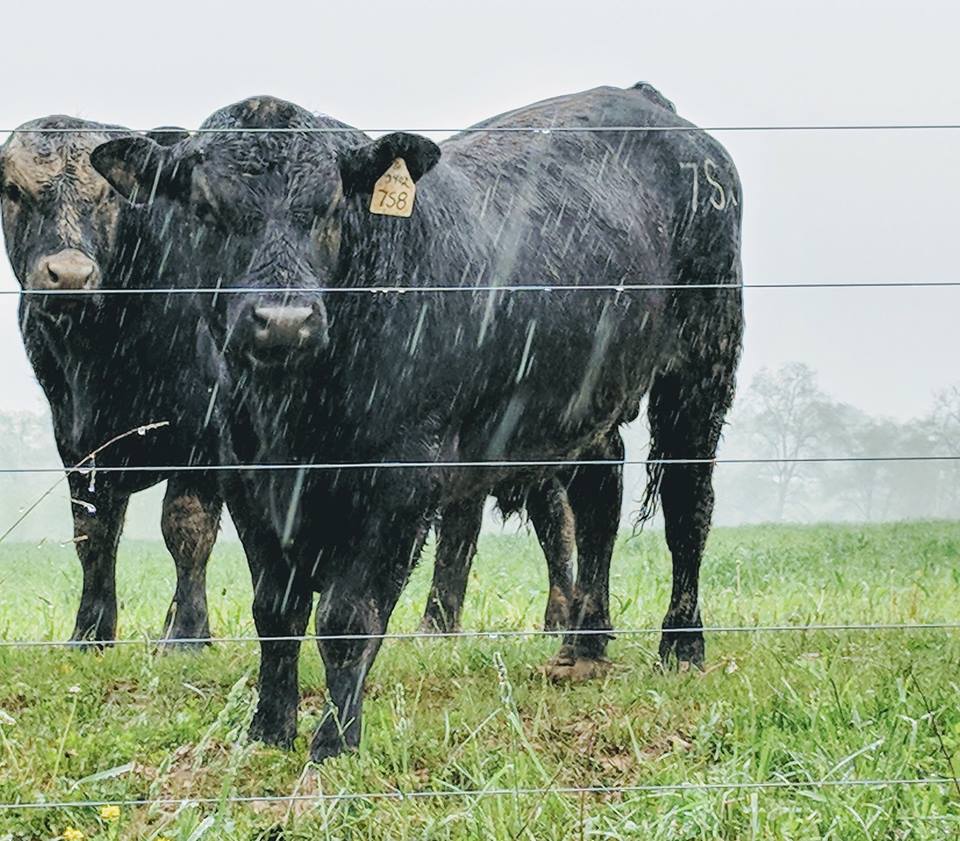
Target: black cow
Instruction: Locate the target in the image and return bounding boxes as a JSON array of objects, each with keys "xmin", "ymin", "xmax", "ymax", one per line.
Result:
[
  {"xmin": 422, "ymin": 480, "xmax": 577, "ymax": 633},
  {"xmin": 92, "ymin": 83, "xmax": 742, "ymax": 760},
  {"xmin": 0, "ymin": 117, "xmax": 223, "ymax": 644}
]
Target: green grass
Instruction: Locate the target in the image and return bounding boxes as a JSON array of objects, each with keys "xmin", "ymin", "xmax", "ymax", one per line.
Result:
[{"xmin": 1, "ymin": 522, "xmax": 959, "ymax": 839}]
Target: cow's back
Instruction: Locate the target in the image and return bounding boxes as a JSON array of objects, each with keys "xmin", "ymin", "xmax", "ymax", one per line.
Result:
[{"xmin": 439, "ymin": 84, "xmax": 740, "ymax": 289}]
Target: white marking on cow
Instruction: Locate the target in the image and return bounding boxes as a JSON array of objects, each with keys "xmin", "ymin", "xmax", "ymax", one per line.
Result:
[
  {"xmin": 680, "ymin": 159, "xmax": 736, "ymax": 214},
  {"xmin": 703, "ymin": 158, "xmax": 727, "ymax": 210}
]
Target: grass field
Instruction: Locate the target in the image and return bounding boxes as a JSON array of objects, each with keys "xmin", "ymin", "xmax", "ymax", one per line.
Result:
[{"xmin": 1, "ymin": 522, "xmax": 959, "ymax": 840}]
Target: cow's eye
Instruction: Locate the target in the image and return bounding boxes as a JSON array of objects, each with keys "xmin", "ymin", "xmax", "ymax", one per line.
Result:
[{"xmin": 2, "ymin": 184, "xmax": 22, "ymax": 204}]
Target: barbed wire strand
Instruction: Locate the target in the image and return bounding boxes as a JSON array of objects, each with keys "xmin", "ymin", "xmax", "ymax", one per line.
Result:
[
  {"xmin": 0, "ymin": 776, "xmax": 951, "ymax": 811},
  {"xmin": 1, "ymin": 621, "xmax": 957, "ymax": 649},
  {"xmin": 5, "ymin": 454, "xmax": 960, "ymax": 475},
  {"xmin": 4, "ymin": 123, "xmax": 960, "ymax": 135},
  {"xmin": 8, "ymin": 280, "xmax": 960, "ymax": 296}
]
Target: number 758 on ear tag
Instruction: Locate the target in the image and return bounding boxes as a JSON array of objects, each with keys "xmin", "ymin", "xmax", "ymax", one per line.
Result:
[{"xmin": 370, "ymin": 158, "xmax": 416, "ymax": 218}]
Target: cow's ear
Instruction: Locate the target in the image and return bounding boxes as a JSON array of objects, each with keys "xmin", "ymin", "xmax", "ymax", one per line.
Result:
[
  {"xmin": 91, "ymin": 137, "xmax": 197, "ymax": 204},
  {"xmin": 339, "ymin": 132, "xmax": 440, "ymax": 196}
]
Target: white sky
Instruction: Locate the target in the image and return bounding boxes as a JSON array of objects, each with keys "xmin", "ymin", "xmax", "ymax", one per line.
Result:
[{"xmin": 2, "ymin": 0, "xmax": 959, "ymax": 420}]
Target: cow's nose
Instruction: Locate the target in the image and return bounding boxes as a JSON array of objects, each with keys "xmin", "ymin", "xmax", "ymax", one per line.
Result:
[
  {"xmin": 39, "ymin": 250, "xmax": 99, "ymax": 291},
  {"xmin": 250, "ymin": 304, "xmax": 328, "ymax": 352}
]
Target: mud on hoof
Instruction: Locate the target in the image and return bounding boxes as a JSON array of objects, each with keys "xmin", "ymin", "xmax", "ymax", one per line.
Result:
[
  {"xmin": 658, "ymin": 628, "xmax": 705, "ymax": 671},
  {"xmin": 543, "ymin": 645, "xmax": 612, "ymax": 682},
  {"xmin": 542, "ymin": 594, "xmax": 571, "ymax": 631}
]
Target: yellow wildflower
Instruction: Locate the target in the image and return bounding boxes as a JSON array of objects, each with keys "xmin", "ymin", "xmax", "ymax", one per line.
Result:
[
  {"xmin": 63, "ymin": 828, "xmax": 84, "ymax": 841},
  {"xmin": 100, "ymin": 804, "xmax": 120, "ymax": 821}
]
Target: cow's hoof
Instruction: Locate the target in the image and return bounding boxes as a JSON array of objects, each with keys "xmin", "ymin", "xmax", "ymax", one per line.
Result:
[
  {"xmin": 658, "ymin": 631, "xmax": 705, "ymax": 671},
  {"xmin": 249, "ymin": 712, "xmax": 297, "ymax": 750},
  {"xmin": 158, "ymin": 623, "xmax": 212, "ymax": 652},
  {"xmin": 543, "ymin": 646, "xmax": 611, "ymax": 682},
  {"xmin": 68, "ymin": 632, "xmax": 114, "ymax": 652},
  {"xmin": 309, "ymin": 735, "xmax": 357, "ymax": 763},
  {"xmin": 417, "ymin": 615, "xmax": 458, "ymax": 635},
  {"xmin": 309, "ymin": 719, "xmax": 358, "ymax": 763},
  {"xmin": 157, "ymin": 637, "xmax": 212, "ymax": 653}
]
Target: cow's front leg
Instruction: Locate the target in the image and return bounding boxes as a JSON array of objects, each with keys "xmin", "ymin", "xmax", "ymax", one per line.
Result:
[
  {"xmin": 248, "ymin": 568, "xmax": 312, "ymax": 748},
  {"xmin": 311, "ymin": 512, "xmax": 428, "ymax": 762},
  {"xmin": 69, "ymin": 475, "xmax": 128, "ymax": 645},
  {"xmin": 228, "ymin": 477, "xmax": 311, "ymax": 748},
  {"xmin": 160, "ymin": 474, "xmax": 222, "ymax": 647}
]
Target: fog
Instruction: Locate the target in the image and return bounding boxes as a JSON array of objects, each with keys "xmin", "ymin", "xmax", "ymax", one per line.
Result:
[{"xmin": 2, "ymin": 0, "xmax": 959, "ymax": 539}]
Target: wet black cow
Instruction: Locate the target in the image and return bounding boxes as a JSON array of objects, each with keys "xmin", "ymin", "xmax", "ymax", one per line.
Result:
[
  {"xmin": 0, "ymin": 118, "xmax": 223, "ymax": 644},
  {"xmin": 422, "ymin": 478, "xmax": 577, "ymax": 634},
  {"xmin": 93, "ymin": 83, "xmax": 743, "ymax": 760}
]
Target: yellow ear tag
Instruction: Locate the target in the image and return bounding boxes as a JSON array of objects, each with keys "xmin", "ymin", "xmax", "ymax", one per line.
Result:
[{"xmin": 369, "ymin": 157, "xmax": 415, "ymax": 218}]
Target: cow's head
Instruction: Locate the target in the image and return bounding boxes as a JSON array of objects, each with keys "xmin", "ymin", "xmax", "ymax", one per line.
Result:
[
  {"xmin": 0, "ymin": 117, "xmax": 131, "ymax": 307},
  {"xmin": 90, "ymin": 96, "xmax": 440, "ymax": 376}
]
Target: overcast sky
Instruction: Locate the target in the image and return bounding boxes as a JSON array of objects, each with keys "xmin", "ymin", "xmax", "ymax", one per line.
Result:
[{"xmin": 2, "ymin": 0, "xmax": 959, "ymax": 421}]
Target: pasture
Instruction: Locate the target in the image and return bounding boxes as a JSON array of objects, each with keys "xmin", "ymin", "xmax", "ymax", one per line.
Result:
[{"xmin": 1, "ymin": 521, "xmax": 959, "ymax": 840}]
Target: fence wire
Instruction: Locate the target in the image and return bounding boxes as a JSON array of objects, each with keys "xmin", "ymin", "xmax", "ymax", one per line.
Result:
[
  {"xmin": 0, "ymin": 776, "xmax": 952, "ymax": 812},
  {"xmin": 8, "ymin": 280, "xmax": 960, "ymax": 296},
  {"xmin": 5, "ymin": 454, "xmax": 960, "ymax": 475},
  {"xmin": 1, "ymin": 621, "xmax": 958, "ymax": 650},
  {"xmin": 4, "ymin": 122, "xmax": 960, "ymax": 135}
]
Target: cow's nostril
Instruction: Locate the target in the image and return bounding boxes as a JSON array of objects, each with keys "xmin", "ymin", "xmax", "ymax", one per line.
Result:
[
  {"xmin": 250, "ymin": 305, "xmax": 324, "ymax": 351},
  {"xmin": 47, "ymin": 265, "xmax": 61, "ymax": 286}
]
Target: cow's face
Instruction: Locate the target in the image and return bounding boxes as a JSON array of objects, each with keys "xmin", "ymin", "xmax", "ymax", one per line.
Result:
[
  {"xmin": 91, "ymin": 97, "xmax": 440, "ymax": 378},
  {"xmin": 0, "ymin": 119, "xmax": 125, "ymax": 306}
]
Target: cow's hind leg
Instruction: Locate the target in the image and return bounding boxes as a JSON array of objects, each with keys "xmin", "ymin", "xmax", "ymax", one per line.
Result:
[
  {"xmin": 526, "ymin": 479, "xmax": 575, "ymax": 630},
  {"xmin": 69, "ymin": 475, "xmax": 128, "ymax": 645},
  {"xmin": 160, "ymin": 474, "xmax": 222, "ymax": 647},
  {"xmin": 546, "ymin": 434, "xmax": 622, "ymax": 681},
  {"xmin": 419, "ymin": 496, "xmax": 483, "ymax": 633},
  {"xmin": 647, "ymin": 361, "xmax": 736, "ymax": 669}
]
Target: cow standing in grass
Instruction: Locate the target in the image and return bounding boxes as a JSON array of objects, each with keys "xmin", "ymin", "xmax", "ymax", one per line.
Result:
[
  {"xmin": 0, "ymin": 118, "xmax": 223, "ymax": 645},
  {"xmin": 93, "ymin": 82, "xmax": 743, "ymax": 760}
]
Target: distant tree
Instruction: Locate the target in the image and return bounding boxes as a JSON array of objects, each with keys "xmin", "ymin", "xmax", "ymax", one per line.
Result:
[
  {"xmin": 926, "ymin": 384, "xmax": 960, "ymax": 517},
  {"xmin": 739, "ymin": 363, "xmax": 843, "ymax": 520},
  {"xmin": 830, "ymin": 408, "xmax": 906, "ymax": 521}
]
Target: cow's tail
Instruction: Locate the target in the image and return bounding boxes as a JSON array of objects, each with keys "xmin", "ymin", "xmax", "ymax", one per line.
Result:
[
  {"xmin": 633, "ymin": 436, "xmax": 664, "ymax": 534},
  {"xmin": 493, "ymin": 483, "xmax": 529, "ymax": 522}
]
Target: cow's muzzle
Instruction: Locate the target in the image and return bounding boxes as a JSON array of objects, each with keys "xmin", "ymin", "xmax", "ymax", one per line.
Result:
[
  {"xmin": 29, "ymin": 249, "xmax": 101, "ymax": 293},
  {"xmin": 243, "ymin": 300, "xmax": 329, "ymax": 364}
]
